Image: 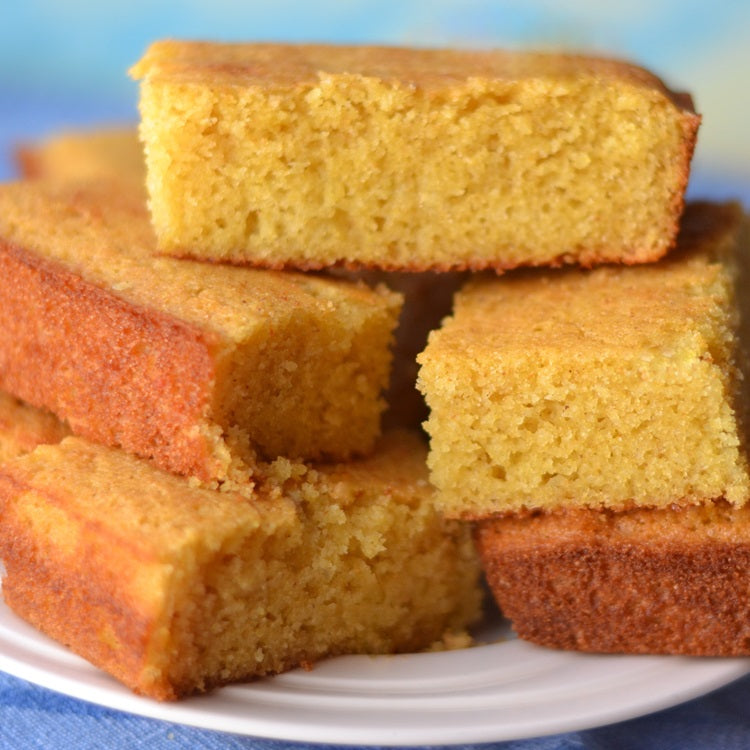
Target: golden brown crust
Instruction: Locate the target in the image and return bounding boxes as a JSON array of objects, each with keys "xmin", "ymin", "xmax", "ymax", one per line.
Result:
[
  {"xmin": 130, "ymin": 42, "xmax": 694, "ymax": 108},
  {"xmin": 13, "ymin": 147, "xmax": 43, "ymax": 179},
  {"xmin": 167, "ymin": 244, "xmax": 673, "ymax": 274},
  {"xmin": 0, "ymin": 469, "xmax": 175, "ymax": 699},
  {"xmin": 476, "ymin": 502, "xmax": 750, "ymax": 655},
  {"xmin": 0, "ymin": 433, "xmax": 480, "ymax": 699},
  {"xmin": 134, "ymin": 41, "xmax": 699, "ymax": 272},
  {"xmin": 0, "ymin": 239, "xmax": 222, "ymax": 480}
]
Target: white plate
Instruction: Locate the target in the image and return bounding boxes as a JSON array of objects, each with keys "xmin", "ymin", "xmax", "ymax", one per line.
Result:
[{"xmin": 0, "ymin": 599, "xmax": 748, "ymax": 746}]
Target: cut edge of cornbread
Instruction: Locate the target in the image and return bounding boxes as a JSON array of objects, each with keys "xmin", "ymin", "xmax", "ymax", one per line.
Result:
[
  {"xmin": 418, "ymin": 202, "xmax": 750, "ymax": 518},
  {"xmin": 131, "ymin": 41, "xmax": 699, "ymax": 272},
  {"xmin": 476, "ymin": 501, "xmax": 750, "ymax": 655},
  {"xmin": 0, "ymin": 179, "xmax": 402, "ymax": 481},
  {"xmin": 0, "ymin": 431, "xmax": 482, "ymax": 699}
]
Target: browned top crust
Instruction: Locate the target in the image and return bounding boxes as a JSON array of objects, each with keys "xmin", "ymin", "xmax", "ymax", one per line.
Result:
[{"xmin": 131, "ymin": 41, "xmax": 693, "ymax": 111}]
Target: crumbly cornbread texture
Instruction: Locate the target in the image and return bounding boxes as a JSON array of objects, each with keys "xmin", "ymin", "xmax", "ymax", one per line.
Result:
[
  {"xmin": 0, "ymin": 179, "xmax": 401, "ymax": 481},
  {"xmin": 0, "ymin": 392, "xmax": 70, "ymax": 462},
  {"xmin": 418, "ymin": 203, "xmax": 750, "ymax": 517},
  {"xmin": 477, "ymin": 501, "xmax": 750, "ymax": 655},
  {"xmin": 131, "ymin": 41, "xmax": 699, "ymax": 271},
  {"xmin": 0, "ymin": 432, "xmax": 481, "ymax": 700},
  {"xmin": 15, "ymin": 128, "xmax": 145, "ymax": 191}
]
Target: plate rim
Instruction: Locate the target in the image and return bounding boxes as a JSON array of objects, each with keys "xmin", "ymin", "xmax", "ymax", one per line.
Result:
[{"xmin": 0, "ymin": 600, "xmax": 749, "ymax": 745}]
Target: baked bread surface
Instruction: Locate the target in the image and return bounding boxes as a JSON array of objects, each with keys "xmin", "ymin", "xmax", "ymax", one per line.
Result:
[
  {"xmin": 132, "ymin": 41, "xmax": 699, "ymax": 271},
  {"xmin": 477, "ymin": 501, "xmax": 750, "ymax": 655},
  {"xmin": 0, "ymin": 431, "xmax": 481, "ymax": 699},
  {"xmin": 418, "ymin": 203, "xmax": 750, "ymax": 517}
]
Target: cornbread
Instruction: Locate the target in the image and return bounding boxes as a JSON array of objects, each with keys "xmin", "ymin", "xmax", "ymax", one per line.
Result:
[
  {"xmin": 0, "ymin": 392, "xmax": 70, "ymax": 462},
  {"xmin": 418, "ymin": 203, "xmax": 750, "ymax": 517},
  {"xmin": 0, "ymin": 179, "xmax": 401, "ymax": 480},
  {"xmin": 131, "ymin": 41, "xmax": 699, "ymax": 271},
  {"xmin": 477, "ymin": 502, "xmax": 750, "ymax": 655},
  {"xmin": 15, "ymin": 128, "xmax": 145, "ymax": 190},
  {"xmin": 0, "ymin": 432, "xmax": 482, "ymax": 700}
]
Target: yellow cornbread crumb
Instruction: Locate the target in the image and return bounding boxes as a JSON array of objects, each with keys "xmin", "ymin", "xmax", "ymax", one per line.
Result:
[
  {"xmin": 0, "ymin": 179, "xmax": 401, "ymax": 480},
  {"xmin": 0, "ymin": 432, "xmax": 482, "ymax": 700},
  {"xmin": 0, "ymin": 392, "xmax": 70, "ymax": 463}
]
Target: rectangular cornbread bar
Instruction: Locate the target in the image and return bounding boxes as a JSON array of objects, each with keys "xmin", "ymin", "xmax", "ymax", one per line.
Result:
[
  {"xmin": 0, "ymin": 431, "xmax": 481, "ymax": 700},
  {"xmin": 417, "ymin": 203, "xmax": 750, "ymax": 517},
  {"xmin": 476, "ymin": 502, "xmax": 750, "ymax": 655},
  {"xmin": 131, "ymin": 41, "xmax": 699, "ymax": 271},
  {"xmin": 0, "ymin": 179, "xmax": 401, "ymax": 481}
]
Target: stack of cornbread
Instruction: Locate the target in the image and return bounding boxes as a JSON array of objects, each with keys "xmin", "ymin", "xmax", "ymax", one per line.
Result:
[{"xmin": 0, "ymin": 40, "xmax": 746, "ymax": 702}]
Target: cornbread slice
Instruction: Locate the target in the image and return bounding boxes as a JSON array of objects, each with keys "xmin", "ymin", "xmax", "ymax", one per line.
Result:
[
  {"xmin": 0, "ymin": 179, "xmax": 401, "ymax": 481},
  {"xmin": 418, "ymin": 203, "xmax": 750, "ymax": 517},
  {"xmin": 0, "ymin": 432, "xmax": 481, "ymax": 700},
  {"xmin": 131, "ymin": 41, "xmax": 699, "ymax": 271},
  {"xmin": 477, "ymin": 502, "xmax": 750, "ymax": 655},
  {"xmin": 15, "ymin": 128, "xmax": 145, "ymax": 190},
  {"xmin": 0, "ymin": 392, "xmax": 70, "ymax": 462}
]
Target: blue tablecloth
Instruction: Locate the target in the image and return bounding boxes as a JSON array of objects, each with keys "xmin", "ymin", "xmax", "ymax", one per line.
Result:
[{"xmin": 2, "ymin": 668, "xmax": 750, "ymax": 749}]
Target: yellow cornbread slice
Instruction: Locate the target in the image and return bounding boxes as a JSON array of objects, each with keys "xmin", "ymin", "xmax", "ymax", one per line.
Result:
[
  {"xmin": 418, "ymin": 203, "xmax": 750, "ymax": 517},
  {"xmin": 0, "ymin": 432, "xmax": 481, "ymax": 700},
  {"xmin": 0, "ymin": 179, "xmax": 401, "ymax": 481},
  {"xmin": 131, "ymin": 41, "xmax": 698, "ymax": 271}
]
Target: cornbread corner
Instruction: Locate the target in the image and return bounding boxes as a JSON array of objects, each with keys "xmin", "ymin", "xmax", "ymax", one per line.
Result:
[
  {"xmin": 0, "ymin": 431, "xmax": 482, "ymax": 700},
  {"xmin": 15, "ymin": 128, "xmax": 145, "ymax": 189},
  {"xmin": 476, "ymin": 502, "xmax": 750, "ymax": 655},
  {"xmin": 418, "ymin": 202, "xmax": 750, "ymax": 517},
  {"xmin": 0, "ymin": 179, "xmax": 401, "ymax": 481},
  {"xmin": 131, "ymin": 41, "xmax": 698, "ymax": 271}
]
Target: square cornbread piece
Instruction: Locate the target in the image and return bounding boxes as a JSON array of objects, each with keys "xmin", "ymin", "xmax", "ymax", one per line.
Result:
[
  {"xmin": 418, "ymin": 203, "xmax": 750, "ymax": 517},
  {"xmin": 131, "ymin": 41, "xmax": 699, "ymax": 271},
  {"xmin": 0, "ymin": 431, "xmax": 482, "ymax": 700},
  {"xmin": 0, "ymin": 179, "xmax": 401, "ymax": 481},
  {"xmin": 476, "ymin": 502, "xmax": 750, "ymax": 655}
]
